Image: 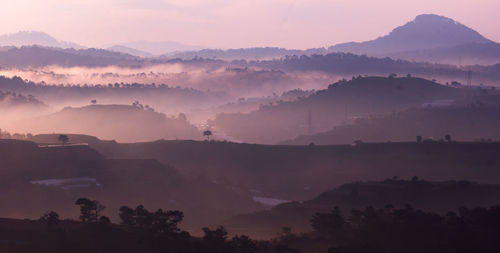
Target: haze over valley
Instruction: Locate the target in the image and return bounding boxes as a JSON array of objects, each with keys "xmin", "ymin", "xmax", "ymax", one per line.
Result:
[{"xmin": 1, "ymin": 4, "xmax": 500, "ymax": 252}]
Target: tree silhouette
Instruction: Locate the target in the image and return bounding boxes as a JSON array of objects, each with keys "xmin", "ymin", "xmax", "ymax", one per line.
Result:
[
  {"xmin": 75, "ymin": 198, "xmax": 105, "ymax": 223},
  {"xmin": 203, "ymin": 130, "xmax": 213, "ymax": 140},
  {"xmin": 310, "ymin": 206, "xmax": 345, "ymax": 236},
  {"xmin": 39, "ymin": 210, "xmax": 60, "ymax": 226},
  {"xmin": 445, "ymin": 134, "xmax": 452, "ymax": 142},
  {"xmin": 58, "ymin": 134, "xmax": 69, "ymax": 145},
  {"xmin": 119, "ymin": 205, "xmax": 184, "ymax": 235}
]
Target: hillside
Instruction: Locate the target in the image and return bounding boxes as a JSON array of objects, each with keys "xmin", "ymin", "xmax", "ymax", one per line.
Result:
[
  {"xmin": 210, "ymin": 76, "xmax": 468, "ymax": 144},
  {"xmin": 283, "ymin": 105, "xmax": 500, "ymax": 145},
  {"xmin": 13, "ymin": 104, "xmax": 201, "ymax": 142},
  {"xmin": 0, "ymin": 46, "xmax": 143, "ymax": 67},
  {"xmin": 0, "ymin": 90, "xmax": 45, "ymax": 108},
  {"xmin": 0, "ymin": 139, "xmax": 261, "ymax": 229},
  {"xmin": 40, "ymin": 137, "xmax": 500, "ymax": 202},
  {"xmin": 0, "ymin": 90, "xmax": 49, "ymax": 124},
  {"xmin": 389, "ymin": 42, "xmax": 500, "ymax": 65},
  {"xmin": 224, "ymin": 179, "xmax": 500, "ymax": 238}
]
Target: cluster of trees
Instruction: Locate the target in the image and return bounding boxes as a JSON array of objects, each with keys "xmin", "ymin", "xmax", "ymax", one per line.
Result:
[
  {"xmin": 28, "ymin": 196, "xmax": 500, "ymax": 253},
  {"xmin": 37, "ymin": 198, "xmax": 267, "ymax": 253},
  {"xmin": 304, "ymin": 205, "xmax": 500, "ymax": 252},
  {"xmin": 0, "ymin": 89, "xmax": 44, "ymax": 106},
  {"xmin": 118, "ymin": 205, "xmax": 185, "ymax": 237},
  {"xmin": 0, "ymin": 128, "xmax": 33, "ymax": 139}
]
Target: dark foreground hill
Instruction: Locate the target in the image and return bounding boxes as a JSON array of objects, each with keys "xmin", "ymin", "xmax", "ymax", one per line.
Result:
[
  {"xmin": 30, "ymin": 135, "xmax": 500, "ymax": 202},
  {"xmin": 2, "ymin": 181, "xmax": 500, "ymax": 253},
  {"xmin": 0, "ymin": 139, "xmax": 261, "ymax": 229},
  {"xmin": 211, "ymin": 76, "xmax": 470, "ymax": 144},
  {"xmin": 14, "ymin": 104, "xmax": 201, "ymax": 142},
  {"xmin": 224, "ymin": 179, "xmax": 500, "ymax": 238}
]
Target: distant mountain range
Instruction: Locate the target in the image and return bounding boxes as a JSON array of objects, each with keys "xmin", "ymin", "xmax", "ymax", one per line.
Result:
[
  {"xmin": 0, "ymin": 31, "xmax": 84, "ymax": 49},
  {"xmin": 108, "ymin": 40, "xmax": 204, "ymax": 56},
  {"xmin": 168, "ymin": 14, "xmax": 500, "ymax": 64},
  {"xmin": 0, "ymin": 14, "xmax": 499, "ymax": 64}
]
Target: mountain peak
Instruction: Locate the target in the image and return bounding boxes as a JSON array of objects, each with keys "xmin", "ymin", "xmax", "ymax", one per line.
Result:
[
  {"xmin": 330, "ymin": 14, "xmax": 492, "ymax": 55},
  {"xmin": 413, "ymin": 14, "xmax": 457, "ymax": 24}
]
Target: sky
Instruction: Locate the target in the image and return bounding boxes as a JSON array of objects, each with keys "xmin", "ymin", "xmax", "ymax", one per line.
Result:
[{"xmin": 1, "ymin": 0, "xmax": 499, "ymax": 49}]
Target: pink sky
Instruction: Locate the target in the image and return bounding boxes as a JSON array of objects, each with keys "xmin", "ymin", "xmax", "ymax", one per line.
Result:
[{"xmin": 1, "ymin": 0, "xmax": 499, "ymax": 49}]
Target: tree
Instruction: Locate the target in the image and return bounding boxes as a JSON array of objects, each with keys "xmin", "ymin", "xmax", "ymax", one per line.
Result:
[
  {"xmin": 75, "ymin": 198, "xmax": 105, "ymax": 223},
  {"xmin": 39, "ymin": 210, "xmax": 60, "ymax": 226},
  {"xmin": 119, "ymin": 205, "xmax": 136, "ymax": 227},
  {"xmin": 230, "ymin": 235, "xmax": 258, "ymax": 253},
  {"xmin": 99, "ymin": 216, "xmax": 111, "ymax": 225},
  {"xmin": 119, "ymin": 205, "xmax": 184, "ymax": 235},
  {"xmin": 58, "ymin": 134, "xmax": 69, "ymax": 145},
  {"xmin": 202, "ymin": 226, "xmax": 230, "ymax": 252},
  {"xmin": 310, "ymin": 206, "xmax": 345, "ymax": 236},
  {"xmin": 445, "ymin": 134, "xmax": 452, "ymax": 142},
  {"xmin": 416, "ymin": 135, "xmax": 422, "ymax": 143},
  {"xmin": 91, "ymin": 99, "xmax": 97, "ymax": 104},
  {"xmin": 203, "ymin": 130, "xmax": 213, "ymax": 141}
]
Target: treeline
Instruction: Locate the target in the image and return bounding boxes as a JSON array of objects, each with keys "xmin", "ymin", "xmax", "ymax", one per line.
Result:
[
  {"xmin": 0, "ymin": 75, "xmax": 205, "ymax": 93},
  {"xmin": 4, "ymin": 196, "xmax": 500, "ymax": 252},
  {"xmin": 29, "ymin": 198, "xmax": 275, "ymax": 253},
  {"xmin": 296, "ymin": 205, "xmax": 500, "ymax": 253}
]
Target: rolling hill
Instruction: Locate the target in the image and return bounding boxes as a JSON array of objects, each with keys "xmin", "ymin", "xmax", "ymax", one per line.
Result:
[
  {"xmin": 13, "ymin": 104, "xmax": 201, "ymax": 142},
  {"xmin": 0, "ymin": 139, "xmax": 261, "ymax": 229},
  {"xmin": 283, "ymin": 104, "xmax": 500, "ymax": 145},
  {"xmin": 210, "ymin": 76, "xmax": 468, "ymax": 144},
  {"xmin": 224, "ymin": 179, "xmax": 500, "ymax": 238}
]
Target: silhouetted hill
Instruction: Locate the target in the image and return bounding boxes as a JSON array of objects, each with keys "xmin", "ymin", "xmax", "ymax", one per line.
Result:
[
  {"xmin": 329, "ymin": 14, "xmax": 492, "ymax": 55},
  {"xmin": 0, "ymin": 46, "xmax": 143, "ymax": 67},
  {"xmin": 245, "ymin": 53, "xmax": 500, "ymax": 85},
  {"xmin": 0, "ymin": 139, "xmax": 261, "ymax": 229},
  {"xmin": 211, "ymin": 76, "xmax": 468, "ymax": 144},
  {"xmin": 0, "ymin": 75, "xmax": 231, "ymax": 116},
  {"xmin": 388, "ymin": 42, "xmax": 500, "ymax": 65},
  {"xmin": 107, "ymin": 45, "xmax": 154, "ymax": 58},
  {"xmin": 0, "ymin": 31, "xmax": 84, "ymax": 49},
  {"xmin": 14, "ymin": 104, "xmax": 201, "ymax": 142},
  {"xmin": 166, "ymin": 47, "xmax": 327, "ymax": 60},
  {"xmin": 0, "ymin": 90, "xmax": 45, "ymax": 108},
  {"xmin": 0, "ymin": 90, "xmax": 49, "ymax": 124},
  {"xmin": 225, "ymin": 179, "xmax": 500, "ymax": 238},
  {"xmin": 116, "ymin": 40, "xmax": 204, "ymax": 55},
  {"xmin": 283, "ymin": 105, "xmax": 500, "ymax": 145},
  {"xmin": 57, "ymin": 138, "xmax": 500, "ymax": 204}
]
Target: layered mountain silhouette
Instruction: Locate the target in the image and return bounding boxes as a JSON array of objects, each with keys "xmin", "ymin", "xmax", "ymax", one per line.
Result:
[
  {"xmin": 13, "ymin": 104, "xmax": 201, "ymax": 142},
  {"xmin": 168, "ymin": 14, "xmax": 500, "ymax": 64},
  {"xmin": 107, "ymin": 45, "xmax": 154, "ymax": 58},
  {"xmin": 1, "ymin": 14, "xmax": 498, "ymax": 65},
  {"xmin": 110, "ymin": 40, "xmax": 204, "ymax": 56},
  {"xmin": 328, "ymin": 14, "xmax": 499, "ymax": 64},
  {"xmin": 330, "ymin": 14, "xmax": 491, "ymax": 54},
  {"xmin": 210, "ymin": 76, "xmax": 468, "ymax": 144},
  {"xmin": 0, "ymin": 31, "xmax": 84, "ymax": 49}
]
